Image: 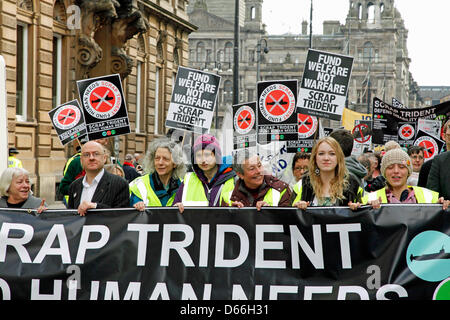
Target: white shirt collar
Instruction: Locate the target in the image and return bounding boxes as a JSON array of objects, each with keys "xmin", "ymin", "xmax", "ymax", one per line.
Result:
[{"xmin": 82, "ymin": 169, "xmax": 105, "ymax": 188}]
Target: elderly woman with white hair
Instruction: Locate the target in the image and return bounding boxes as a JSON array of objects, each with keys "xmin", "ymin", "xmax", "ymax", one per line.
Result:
[
  {"xmin": 129, "ymin": 137, "xmax": 186, "ymax": 210},
  {"xmin": 0, "ymin": 167, "xmax": 47, "ymax": 213}
]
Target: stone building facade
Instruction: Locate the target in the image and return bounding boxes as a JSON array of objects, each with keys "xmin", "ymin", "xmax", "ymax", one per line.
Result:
[
  {"xmin": 187, "ymin": 0, "xmax": 422, "ymax": 128},
  {"xmin": 0, "ymin": 0, "xmax": 196, "ymax": 203}
]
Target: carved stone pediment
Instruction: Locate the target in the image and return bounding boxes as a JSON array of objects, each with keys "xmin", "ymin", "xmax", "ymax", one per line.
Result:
[
  {"xmin": 75, "ymin": 0, "xmax": 149, "ymax": 79},
  {"xmin": 189, "ymin": 9, "xmax": 234, "ymax": 32}
]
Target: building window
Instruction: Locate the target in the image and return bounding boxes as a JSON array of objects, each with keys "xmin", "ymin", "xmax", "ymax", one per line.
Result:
[
  {"xmin": 196, "ymin": 42, "xmax": 205, "ymax": 62},
  {"xmin": 217, "ymin": 50, "xmax": 224, "ymax": 62},
  {"xmin": 367, "ymin": 3, "xmax": 375, "ymax": 23},
  {"xmin": 250, "ymin": 6, "xmax": 256, "ymax": 20},
  {"xmin": 225, "ymin": 42, "xmax": 233, "ymax": 63},
  {"xmin": 224, "ymin": 80, "xmax": 232, "ymax": 103},
  {"xmin": 363, "ymin": 42, "xmax": 374, "ymax": 63},
  {"xmin": 16, "ymin": 23, "xmax": 28, "ymax": 121},
  {"xmin": 154, "ymin": 67, "xmax": 161, "ymax": 135},
  {"xmin": 248, "ymin": 50, "xmax": 255, "ymax": 63},
  {"xmin": 247, "ymin": 89, "xmax": 254, "ymax": 102},
  {"xmin": 52, "ymin": 35, "xmax": 62, "ymax": 107}
]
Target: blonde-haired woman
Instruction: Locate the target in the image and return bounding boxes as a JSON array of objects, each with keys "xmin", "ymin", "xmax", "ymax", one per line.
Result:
[{"xmin": 292, "ymin": 137, "xmax": 362, "ymax": 209}]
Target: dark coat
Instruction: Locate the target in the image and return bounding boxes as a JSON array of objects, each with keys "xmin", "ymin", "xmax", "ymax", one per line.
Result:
[
  {"xmin": 122, "ymin": 162, "xmax": 141, "ymax": 183},
  {"xmin": 0, "ymin": 195, "xmax": 46, "ymax": 209},
  {"xmin": 427, "ymin": 151, "xmax": 450, "ymax": 200},
  {"xmin": 67, "ymin": 170, "xmax": 130, "ymax": 209},
  {"xmin": 223, "ymin": 175, "xmax": 292, "ymax": 207}
]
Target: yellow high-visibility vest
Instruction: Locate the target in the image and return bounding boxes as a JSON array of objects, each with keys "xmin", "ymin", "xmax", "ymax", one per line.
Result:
[
  {"xmin": 181, "ymin": 172, "xmax": 235, "ymax": 207},
  {"xmin": 361, "ymin": 186, "xmax": 439, "ymax": 204},
  {"xmin": 129, "ymin": 174, "xmax": 177, "ymax": 207}
]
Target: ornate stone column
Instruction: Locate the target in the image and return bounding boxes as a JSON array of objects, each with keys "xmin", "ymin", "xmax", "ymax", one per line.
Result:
[{"xmin": 75, "ymin": 0, "xmax": 148, "ymax": 80}]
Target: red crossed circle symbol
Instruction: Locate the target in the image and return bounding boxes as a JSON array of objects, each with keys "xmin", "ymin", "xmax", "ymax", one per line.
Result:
[
  {"xmin": 58, "ymin": 107, "xmax": 77, "ymax": 126},
  {"xmin": 265, "ymin": 89, "xmax": 289, "ymax": 116},
  {"xmin": 352, "ymin": 123, "xmax": 371, "ymax": 143},
  {"xmin": 298, "ymin": 114, "xmax": 315, "ymax": 134},
  {"xmin": 418, "ymin": 139, "xmax": 436, "ymax": 159},
  {"xmin": 237, "ymin": 110, "xmax": 252, "ymax": 130},
  {"xmin": 400, "ymin": 124, "xmax": 414, "ymax": 140},
  {"xmin": 90, "ymin": 86, "xmax": 116, "ymax": 112}
]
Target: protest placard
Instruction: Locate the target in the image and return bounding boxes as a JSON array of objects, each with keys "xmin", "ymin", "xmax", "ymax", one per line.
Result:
[
  {"xmin": 417, "ymin": 118, "xmax": 442, "ymax": 139},
  {"xmin": 286, "ymin": 113, "xmax": 319, "ymax": 153},
  {"xmin": 76, "ymin": 74, "xmax": 131, "ymax": 141},
  {"xmin": 165, "ymin": 66, "xmax": 221, "ymax": 133},
  {"xmin": 397, "ymin": 122, "xmax": 416, "ymax": 148},
  {"xmin": 414, "ymin": 130, "xmax": 445, "ymax": 161},
  {"xmin": 48, "ymin": 99, "xmax": 87, "ymax": 145},
  {"xmin": 297, "ymin": 49, "xmax": 353, "ymax": 121},
  {"xmin": 351, "ymin": 120, "xmax": 372, "ymax": 156},
  {"xmin": 232, "ymin": 102, "xmax": 257, "ymax": 150}
]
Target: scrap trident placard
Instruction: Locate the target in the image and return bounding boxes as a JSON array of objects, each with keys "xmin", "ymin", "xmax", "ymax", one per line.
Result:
[
  {"xmin": 297, "ymin": 49, "xmax": 353, "ymax": 121},
  {"xmin": 165, "ymin": 66, "xmax": 221, "ymax": 133},
  {"xmin": 257, "ymin": 79, "xmax": 298, "ymax": 145},
  {"xmin": 48, "ymin": 99, "xmax": 87, "ymax": 145},
  {"xmin": 76, "ymin": 74, "xmax": 131, "ymax": 141}
]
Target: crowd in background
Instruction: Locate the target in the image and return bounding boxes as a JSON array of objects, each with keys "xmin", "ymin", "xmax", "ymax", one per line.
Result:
[{"xmin": 2, "ymin": 119, "xmax": 450, "ymax": 215}]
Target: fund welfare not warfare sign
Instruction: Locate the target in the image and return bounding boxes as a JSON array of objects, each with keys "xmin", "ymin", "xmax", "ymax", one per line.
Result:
[
  {"xmin": 297, "ymin": 49, "xmax": 354, "ymax": 121},
  {"xmin": 166, "ymin": 66, "xmax": 221, "ymax": 133},
  {"xmin": 0, "ymin": 206, "xmax": 449, "ymax": 300}
]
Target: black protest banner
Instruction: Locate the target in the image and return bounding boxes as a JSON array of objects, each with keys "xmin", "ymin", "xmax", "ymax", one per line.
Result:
[
  {"xmin": 165, "ymin": 66, "xmax": 221, "ymax": 133},
  {"xmin": 77, "ymin": 74, "xmax": 131, "ymax": 141},
  {"xmin": 233, "ymin": 102, "xmax": 257, "ymax": 150},
  {"xmin": 257, "ymin": 80, "xmax": 298, "ymax": 145},
  {"xmin": 372, "ymin": 97, "xmax": 450, "ymax": 145},
  {"xmin": 1, "ymin": 206, "xmax": 449, "ymax": 300},
  {"xmin": 48, "ymin": 99, "xmax": 87, "ymax": 145},
  {"xmin": 392, "ymin": 97, "xmax": 405, "ymax": 109},
  {"xmin": 297, "ymin": 49, "xmax": 353, "ymax": 121},
  {"xmin": 414, "ymin": 130, "xmax": 445, "ymax": 161}
]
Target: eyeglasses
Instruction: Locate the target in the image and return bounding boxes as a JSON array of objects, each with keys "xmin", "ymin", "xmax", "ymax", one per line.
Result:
[{"xmin": 81, "ymin": 152, "xmax": 103, "ymax": 158}]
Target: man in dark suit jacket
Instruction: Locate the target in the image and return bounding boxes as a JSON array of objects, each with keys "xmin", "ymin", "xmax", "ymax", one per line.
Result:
[
  {"xmin": 68, "ymin": 141, "xmax": 130, "ymax": 216},
  {"xmin": 427, "ymin": 120, "xmax": 450, "ymax": 200}
]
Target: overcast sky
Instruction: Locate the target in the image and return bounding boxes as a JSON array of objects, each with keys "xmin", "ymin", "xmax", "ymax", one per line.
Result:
[{"xmin": 261, "ymin": 0, "xmax": 450, "ymax": 86}]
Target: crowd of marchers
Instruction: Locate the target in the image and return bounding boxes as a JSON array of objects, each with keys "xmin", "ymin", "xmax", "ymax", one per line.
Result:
[{"xmin": 2, "ymin": 119, "xmax": 450, "ymax": 215}]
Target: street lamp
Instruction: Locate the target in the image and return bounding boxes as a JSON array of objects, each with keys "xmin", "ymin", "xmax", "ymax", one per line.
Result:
[{"xmin": 256, "ymin": 38, "xmax": 269, "ymax": 83}]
